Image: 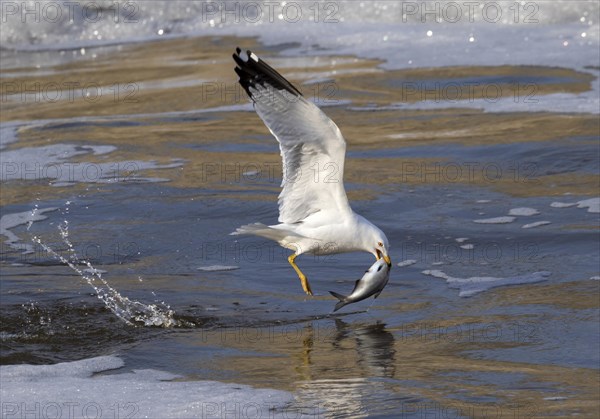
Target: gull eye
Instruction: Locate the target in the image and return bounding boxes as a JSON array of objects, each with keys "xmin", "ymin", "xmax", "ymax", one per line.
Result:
[{"xmin": 377, "ymin": 241, "xmax": 383, "ymax": 247}]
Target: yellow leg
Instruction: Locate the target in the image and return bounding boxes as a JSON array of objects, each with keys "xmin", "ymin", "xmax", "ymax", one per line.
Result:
[{"xmin": 288, "ymin": 254, "xmax": 313, "ymax": 296}]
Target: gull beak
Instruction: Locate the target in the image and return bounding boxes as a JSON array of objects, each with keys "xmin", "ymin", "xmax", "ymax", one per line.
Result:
[
  {"xmin": 383, "ymin": 254, "xmax": 392, "ymax": 267},
  {"xmin": 376, "ymin": 249, "xmax": 392, "ymax": 267}
]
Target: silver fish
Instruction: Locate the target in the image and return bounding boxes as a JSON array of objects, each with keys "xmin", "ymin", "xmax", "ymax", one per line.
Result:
[{"xmin": 329, "ymin": 259, "xmax": 391, "ymax": 312}]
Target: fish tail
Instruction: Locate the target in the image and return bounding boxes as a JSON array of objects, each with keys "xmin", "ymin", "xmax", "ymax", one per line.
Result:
[{"xmin": 329, "ymin": 291, "xmax": 348, "ymax": 312}]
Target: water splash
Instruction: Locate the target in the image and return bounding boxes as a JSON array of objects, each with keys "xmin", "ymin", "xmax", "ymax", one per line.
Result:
[
  {"xmin": 32, "ymin": 220, "xmax": 178, "ymax": 328},
  {"xmin": 26, "ymin": 205, "xmax": 38, "ymax": 231}
]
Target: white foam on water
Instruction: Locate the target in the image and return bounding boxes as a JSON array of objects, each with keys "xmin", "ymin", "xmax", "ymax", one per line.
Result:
[
  {"xmin": 590, "ymin": 276, "xmax": 600, "ymax": 280},
  {"xmin": 508, "ymin": 207, "xmax": 540, "ymax": 216},
  {"xmin": 455, "ymin": 237, "xmax": 469, "ymax": 243},
  {"xmin": 396, "ymin": 259, "xmax": 417, "ymax": 267},
  {"xmin": 522, "ymin": 221, "xmax": 552, "ymax": 229},
  {"xmin": 460, "ymin": 244, "xmax": 474, "ymax": 250},
  {"xmin": 0, "ymin": 356, "xmax": 294, "ymax": 418},
  {"xmin": 0, "ymin": 207, "xmax": 57, "ymax": 253},
  {"xmin": 576, "ymin": 198, "xmax": 600, "ymax": 213},
  {"xmin": 197, "ymin": 265, "xmax": 240, "ymax": 271},
  {"xmin": 550, "ymin": 197, "xmax": 600, "ymax": 213},
  {"xmin": 550, "ymin": 202, "xmax": 578, "ymax": 208},
  {"xmin": 422, "ymin": 269, "xmax": 551, "ymax": 297},
  {"xmin": 476, "ymin": 200, "xmax": 492, "ymax": 204},
  {"xmin": 473, "ymin": 216, "xmax": 516, "ymax": 224}
]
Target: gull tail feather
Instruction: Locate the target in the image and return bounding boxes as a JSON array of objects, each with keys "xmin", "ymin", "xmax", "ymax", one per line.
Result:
[
  {"xmin": 329, "ymin": 291, "xmax": 349, "ymax": 312},
  {"xmin": 231, "ymin": 223, "xmax": 291, "ymax": 243}
]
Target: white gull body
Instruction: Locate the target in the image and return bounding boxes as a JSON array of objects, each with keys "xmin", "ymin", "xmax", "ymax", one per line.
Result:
[{"xmin": 231, "ymin": 48, "xmax": 391, "ymax": 295}]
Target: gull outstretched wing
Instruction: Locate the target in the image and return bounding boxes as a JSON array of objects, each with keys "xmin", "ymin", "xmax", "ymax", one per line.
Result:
[{"xmin": 233, "ymin": 48, "xmax": 351, "ymax": 224}]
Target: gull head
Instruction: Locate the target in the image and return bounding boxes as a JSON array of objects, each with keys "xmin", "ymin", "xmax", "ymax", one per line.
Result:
[
  {"xmin": 374, "ymin": 239, "xmax": 391, "ymax": 267},
  {"xmin": 355, "ymin": 214, "xmax": 391, "ymax": 266},
  {"xmin": 371, "ymin": 228, "xmax": 391, "ymax": 267}
]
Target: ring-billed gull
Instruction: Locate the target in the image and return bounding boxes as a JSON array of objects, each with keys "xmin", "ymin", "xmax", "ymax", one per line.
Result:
[{"xmin": 231, "ymin": 48, "xmax": 391, "ymax": 295}]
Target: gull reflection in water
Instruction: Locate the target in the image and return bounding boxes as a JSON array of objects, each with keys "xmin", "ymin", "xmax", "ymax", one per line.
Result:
[{"xmin": 294, "ymin": 319, "xmax": 398, "ymax": 417}]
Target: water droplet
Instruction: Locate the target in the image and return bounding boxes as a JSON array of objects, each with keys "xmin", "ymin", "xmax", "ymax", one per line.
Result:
[{"xmin": 426, "ymin": 30, "xmax": 433, "ymax": 37}]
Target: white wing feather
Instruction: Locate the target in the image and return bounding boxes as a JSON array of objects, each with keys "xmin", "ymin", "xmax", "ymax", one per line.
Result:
[
  {"xmin": 234, "ymin": 49, "xmax": 352, "ymax": 224},
  {"xmin": 252, "ymin": 87, "xmax": 351, "ymax": 224}
]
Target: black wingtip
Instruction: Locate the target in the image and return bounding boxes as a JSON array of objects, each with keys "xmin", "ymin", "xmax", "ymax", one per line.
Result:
[{"xmin": 232, "ymin": 47, "xmax": 303, "ymax": 100}]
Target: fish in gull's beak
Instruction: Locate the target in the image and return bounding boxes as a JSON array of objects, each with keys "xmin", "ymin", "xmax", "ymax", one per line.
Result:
[{"xmin": 375, "ymin": 249, "xmax": 392, "ymax": 267}]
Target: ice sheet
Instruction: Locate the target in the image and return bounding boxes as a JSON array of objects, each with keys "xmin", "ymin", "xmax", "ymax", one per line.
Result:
[
  {"xmin": 422, "ymin": 269, "xmax": 551, "ymax": 297},
  {"xmin": 551, "ymin": 198, "xmax": 600, "ymax": 213},
  {"xmin": 197, "ymin": 265, "xmax": 240, "ymax": 271},
  {"xmin": 509, "ymin": 208, "xmax": 540, "ymax": 216},
  {"xmin": 0, "ymin": 208, "xmax": 57, "ymax": 253},
  {"xmin": 473, "ymin": 216, "xmax": 516, "ymax": 224},
  {"xmin": 0, "ymin": 356, "xmax": 295, "ymax": 418},
  {"xmin": 522, "ymin": 221, "xmax": 552, "ymax": 229}
]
